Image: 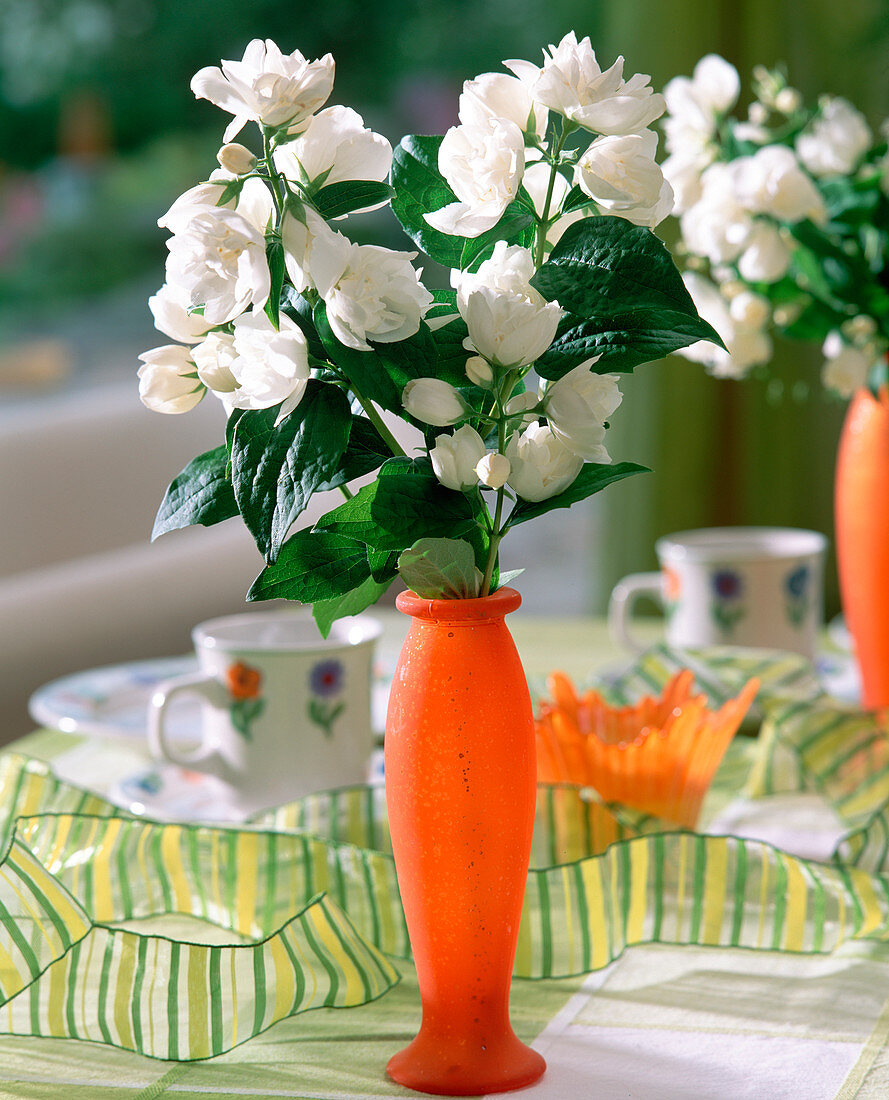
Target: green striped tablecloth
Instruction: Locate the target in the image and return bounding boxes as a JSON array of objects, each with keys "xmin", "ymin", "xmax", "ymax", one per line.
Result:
[{"xmin": 1, "ymin": 620, "xmax": 888, "ymax": 1099}]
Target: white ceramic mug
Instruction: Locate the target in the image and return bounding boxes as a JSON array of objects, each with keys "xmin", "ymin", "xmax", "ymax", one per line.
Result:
[
  {"xmin": 609, "ymin": 526, "xmax": 828, "ymax": 659},
  {"xmin": 148, "ymin": 609, "xmax": 382, "ymax": 813}
]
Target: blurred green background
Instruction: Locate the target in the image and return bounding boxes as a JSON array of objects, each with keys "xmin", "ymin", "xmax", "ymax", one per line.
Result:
[{"xmin": 2, "ymin": 0, "xmax": 888, "ymax": 615}]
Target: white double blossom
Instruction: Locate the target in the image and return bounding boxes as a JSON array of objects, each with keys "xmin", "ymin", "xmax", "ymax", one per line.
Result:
[
  {"xmin": 506, "ymin": 32, "xmax": 665, "ymax": 135},
  {"xmin": 149, "ymin": 283, "xmax": 212, "ymax": 344},
  {"xmin": 165, "ymin": 205, "xmax": 271, "ymax": 324},
  {"xmin": 733, "ymin": 144, "xmax": 825, "ymax": 223},
  {"xmin": 191, "ymin": 39, "xmax": 334, "ymax": 141},
  {"xmin": 228, "ymin": 311, "xmax": 310, "ymax": 422},
  {"xmin": 274, "ymin": 105, "xmax": 392, "ymax": 196},
  {"xmin": 797, "ymin": 97, "xmax": 872, "ymax": 177},
  {"xmin": 454, "ymin": 243, "xmax": 561, "ymax": 369},
  {"xmin": 542, "ymin": 362, "xmax": 622, "ymax": 461},
  {"xmin": 425, "ymin": 116, "xmax": 525, "ymax": 238},
  {"xmin": 458, "ymin": 71, "xmax": 548, "ymax": 139},
  {"xmin": 138, "ymin": 345, "xmax": 204, "ymax": 414},
  {"xmin": 574, "ymin": 130, "xmax": 673, "ymax": 227},
  {"xmin": 310, "ymin": 232, "xmax": 433, "ymax": 351},
  {"xmin": 505, "ymin": 422, "xmax": 583, "ymax": 501}
]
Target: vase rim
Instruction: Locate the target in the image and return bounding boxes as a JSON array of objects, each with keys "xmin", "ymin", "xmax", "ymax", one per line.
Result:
[{"xmin": 396, "ymin": 586, "xmax": 522, "ymax": 622}]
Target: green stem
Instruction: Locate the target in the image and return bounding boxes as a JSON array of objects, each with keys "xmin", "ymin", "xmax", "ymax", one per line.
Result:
[
  {"xmin": 533, "ymin": 121, "xmax": 571, "ymax": 268},
  {"xmin": 480, "ymin": 397, "xmax": 510, "ymax": 597},
  {"xmin": 347, "ymin": 377, "xmax": 406, "ymax": 458},
  {"xmin": 262, "ymin": 130, "xmax": 286, "ymax": 221}
]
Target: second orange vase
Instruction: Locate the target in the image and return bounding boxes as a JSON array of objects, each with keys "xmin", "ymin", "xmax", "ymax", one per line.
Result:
[
  {"xmin": 835, "ymin": 387, "xmax": 889, "ymax": 708},
  {"xmin": 384, "ymin": 588, "xmax": 545, "ymax": 1096}
]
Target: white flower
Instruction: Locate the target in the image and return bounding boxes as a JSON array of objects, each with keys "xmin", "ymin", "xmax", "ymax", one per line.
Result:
[
  {"xmin": 158, "ymin": 175, "xmax": 235, "ymax": 234},
  {"xmin": 281, "ymin": 204, "xmax": 337, "ymax": 293},
  {"xmin": 274, "ymin": 105, "xmax": 392, "ymax": 197},
  {"xmin": 505, "ymin": 422, "xmax": 583, "ymax": 501},
  {"xmin": 216, "ymin": 142, "xmax": 257, "ymax": 175},
  {"xmin": 403, "ymin": 378, "xmax": 470, "ymax": 427},
  {"xmin": 688, "ymin": 54, "xmax": 741, "ymax": 114},
  {"xmin": 521, "ymin": 161, "xmax": 584, "ymax": 246},
  {"xmin": 452, "ymin": 241, "xmax": 536, "ymax": 306},
  {"xmin": 677, "ymin": 272, "xmax": 771, "ymax": 378},
  {"xmin": 165, "ymin": 206, "xmax": 270, "ymax": 324},
  {"xmin": 542, "ymin": 361, "xmax": 621, "ymax": 461},
  {"xmin": 679, "ymin": 163, "xmax": 754, "ymax": 266},
  {"xmin": 430, "ymin": 424, "xmax": 487, "ymax": 489},
  {"xmin": 460, "ymin": 287, "xmax": 562, "ymax": 370},
  {"xmin": 729, "ymin": 290, "xmax": 771, "ymax": 331},
  {"xmin": 737, "ymin": 221, "xmax": 791, "ymax": 282},
  {"xmin": 310, "ymin": 232, "xmax": 433, "ymax": 351},
  {"xmin": 227, "ymin": 311, "xmax": 310, "ymax": 422},
  {"xmin": 797, "ymin": 97, "xmax": 872, "ymax": 177},
  {"xmin": 190, "ymin": 39, "xmax": 334, "ymax": 141},
  {"xmin": 506, "ymin": 32, "xmax": 665, "ymax": 135},
  {"xmin": 149, "ymin": 283, "xmax": 212, "ymax": 344},
  {"xmin": 822, "ymin": 331, "xmax": 871, "ymax": 397},
  {"xmin": 733, "ymin": 145, "xmax": 825, "ymax": 223},
  {"xmin": 504, "ymin": 390, "xmax": 540, "ymax": 416},
  {"xmin": 424, "ymin": 117, "xmax": 525, "ymax": 238},
  {"xmin": 458, "ymin": 71, "xmax": 547, "ymax": 139},
  {"xmin": 138, "ymin": 345, "xmax": 204, "ymax": 413},
  {"xmin": 192, "ymin": 331, "xmax": 239, "ymax": 393},
  {"xmin": 476, "ymin": 451, "xmax": 511, "ymax": 489},
  {"xmin": 465, "ymin": 355, "xmax": 494, "ymax": 388},
  {"xmin": 661, "ymin": 154, "xmax": 705, "ymax": 215},
  {"xmin": 574, "ymin": 129, "xmax": 673, "ymax": 226}
]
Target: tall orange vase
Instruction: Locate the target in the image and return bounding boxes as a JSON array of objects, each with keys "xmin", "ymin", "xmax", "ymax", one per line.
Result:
[
  {"xmin": 835, "ymin": 387, "xmax": 889, "ymax": 708},
  {"xmin": 384, "ymin": 588, "xmax": 546, "ymax": 1096}
]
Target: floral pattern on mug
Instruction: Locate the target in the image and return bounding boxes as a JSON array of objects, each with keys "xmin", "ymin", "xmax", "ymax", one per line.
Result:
[
  {"xmin": 308, "ymin": 659, "xmax": 346, "ymax": 737},
  {"xmin": 225, "ymin": 661, "xmax": 265, "ymax": 740},
  {"xmin": 663, "ymin": 565, "xmax": 682, "ymax": 621},
  {"xmin": 784, "ymin": 564, "xmax": 810, "ymax": 628},
  {"xmin": 710, "ymin": 568, "xmax": 746, "ymax": 636}
]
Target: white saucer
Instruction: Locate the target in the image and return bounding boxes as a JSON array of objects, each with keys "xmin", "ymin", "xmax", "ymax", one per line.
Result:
[
  {"xmin": 110, "ymin": 763, "xmax": 247, "ymax": 823},
  {"xmin": 29, "ymin": 656, "xmax": 200, "ymax": 741}
]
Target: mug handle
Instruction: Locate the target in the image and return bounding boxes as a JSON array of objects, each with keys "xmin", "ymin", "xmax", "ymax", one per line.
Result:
[
  {"xmin": 608, "ymin": 572, "xmax": 664, "ymax": 653},
  {"xmin": 147, "ymin": 672, "xmax": 231, "ymax": 775}
]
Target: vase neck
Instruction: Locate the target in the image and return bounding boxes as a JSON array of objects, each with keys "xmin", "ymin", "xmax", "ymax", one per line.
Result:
[{"xmin": 395, "ymin": 587, "xmax": 522, "ymax": 624}]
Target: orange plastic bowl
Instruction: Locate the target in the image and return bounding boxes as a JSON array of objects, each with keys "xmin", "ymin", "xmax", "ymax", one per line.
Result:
[{"xmin": 535, "ymin": 669, "xmax": 759, "ymax": 829}]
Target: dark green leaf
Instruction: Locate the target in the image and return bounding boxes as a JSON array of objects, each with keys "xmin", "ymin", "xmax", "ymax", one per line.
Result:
[
  {"xmin": 264, "ymin": 234, "xmax": 286, "ymax": 329},
  {"xmin": 315, "ymin": 415, "xmax": 392, "ymax": 491},
  {"xmin": 531, "ymin": 216, "xmax": 724, "ymax": 368},
  {"xmin": 390, "ymin": 135, "xmax": 464, "ymax": 267},
  {"xmin": 537, "ymin": 310, "xmax": 727, "ymax": 376},
  {"xmin": 312, "ymin": 575, "xmax": 392, "ymax": 637},
  {"xmin": 459, "ymin": 195, "xmax": 535, "ymax": 271},
  {"xmin": 317, "ymin": 457, "xmax": 477, "ymax": 551},
  {"xmin": 230, "ymin": 381, "xmax": 352, "ymax": 562},
  {"xmin": 560, "ymin": 184, "xmax": 596, "ymax": 215},
  {"xmin": 507, "ymin": 461, "xmax": 649, "ymax": 526},
  {"xmin": 367, "ymin": 547, "xmax": 400, "ymax": 582},
  {"xmin": 313, "ymin": 301, "xmax": 404, "ymax": 413},
  {"xmin": 280, "ymin": 286, "xmax": 328, "ymax": 360},
  {"xmin": 151, "ymin": 446, "xmax": 239, "ymax": 540},
  {"xmin": 312, "ymin": 179, "xmax": 396, "ymax": 219},
  {"xmin": 248, "ymin": 528, "xmax": 370, "ymax": 603}
]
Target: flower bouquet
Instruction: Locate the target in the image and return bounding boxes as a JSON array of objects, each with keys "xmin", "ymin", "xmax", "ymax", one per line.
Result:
[
  {"xmin": 661, "ymin": 55, "xmax": 889, "ymax": 708},
  {"xmin": 137, "ymin": 32, "xmax": 720, "ymax": 1095}
]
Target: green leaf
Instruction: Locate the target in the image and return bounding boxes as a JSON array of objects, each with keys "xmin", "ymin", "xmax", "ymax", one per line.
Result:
[
  {"xmin": 390, "ymin": 135, "xmax": 465, "ymax": 267},
  {"xmin": 151, "ymin": 445, "xmax": 239, "ymax": 540},
  {"xmin": 537, "ymin": 310, "xmax": 728, "ymax": 376},
  {"xmin": 315, "ymin": 415, "xmax": 392, "ymax": 491},
  {"xmin": 313, "ymin": 301, "xmax": 404, "ymax": 413},
  {"xmin": 531, "ymin": 217, "xmax": 725, "ymax": 371},
  {"xmin": 367, "ymin": 546, "xmax": 400, "ymax": 583},
  {"xmin": 507, "ymin": 461, "xmax": 649, "ymax": 526},
  {"xmin": 560, "ymin": 184, "xmax": 596, "ymax": 215},
  {"xmin": 459, "ymin": 195, "xmax": 536, "ymax": 271},
  {"xmin": 317, "ymin": 457, "xmax": 477, "ymax": 551},
  {"xmin": 312, "ymin": 179, "xmax": 396, "ymax": 219},
  {"xmin": 397, "ymin": 537, "xmax": 483, "ymax": 599},
  {"xmin": 230, "ymin": 381, "xmax": 352, "ymax": 562},
  {"xmin": 312, "ymin": 575, "xmax": 392, "ymax": 638},
  {"xmin": 264, "ymin": 234, "xmax": 286, "ymax": 329},
  {"xmin": 248, "ymin": 528, "xmax": 371, "ymax": 603},
  {"xmin": 280, "ymin": 286, "xmax": 328, "ymax": 360}
]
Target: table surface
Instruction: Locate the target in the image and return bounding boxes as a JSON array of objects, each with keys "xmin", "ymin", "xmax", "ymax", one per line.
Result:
[{"xmin": 2, "ymin": 614, "xmax": 888, "ymax": 1100}]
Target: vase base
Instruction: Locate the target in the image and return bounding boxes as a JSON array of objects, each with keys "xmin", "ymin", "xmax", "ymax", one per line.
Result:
[{"xmin": 386, "ymin": 1030, "xmax": 546, "ymax": 1096}]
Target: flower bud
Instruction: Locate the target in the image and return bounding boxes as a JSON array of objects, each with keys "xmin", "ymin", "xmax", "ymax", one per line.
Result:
[
  {"xmin": 775, "ymin": 87, "xmax": 802, "ymax": 114},
  {"xmin": 504, "ymin": 391, "xmax": 539, "ymax": 416},
  {"xmin": 430, "ymin": 424, "xmax": 486, "ymax": 490},
  {"xmin": 465, "ymin": 355, "xmax": 494, "ymax": 388},
  {"xmin": 505, "ymin": 423, "xmax": 583, "ymax": 502},
  {"xmin": 476, "ymin": 452, "xmax": 511, "ymax": 489},
  {"xmin": 138, "ymin": 345, "xmax": 204, "ymax": 413},
  {"xmin": 217, "ymin": 142, "xmax": 258, "ymax": 175},
  {"xmin": 402, "ymin": 377, "xmax": 470, "ymax": 426}
]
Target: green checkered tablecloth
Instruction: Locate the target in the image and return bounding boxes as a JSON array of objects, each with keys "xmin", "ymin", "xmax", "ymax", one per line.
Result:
[{"xmin": 2, "ymin": 617, "xmax": 889, "ymax": 1098}]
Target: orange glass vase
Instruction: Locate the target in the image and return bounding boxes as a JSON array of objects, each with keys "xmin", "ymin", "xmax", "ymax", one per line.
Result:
[
  {"xmin": 384, "ymin": 588, "xmax": 545, "ymax": 1096},
  {"xmin": 835, "ymin": 387, "xmax": 889, "ymax": 708}
]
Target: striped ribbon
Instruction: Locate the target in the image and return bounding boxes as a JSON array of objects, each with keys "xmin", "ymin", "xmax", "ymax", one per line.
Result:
[{"xmin": 3, "ymin": 726, "xmax": 889, "ymax": 1060}]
